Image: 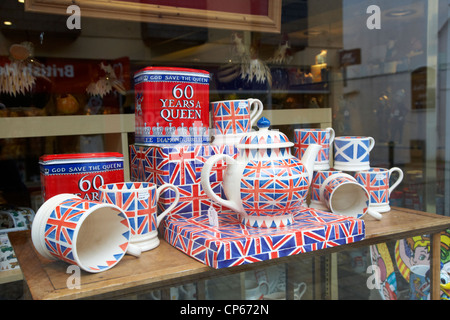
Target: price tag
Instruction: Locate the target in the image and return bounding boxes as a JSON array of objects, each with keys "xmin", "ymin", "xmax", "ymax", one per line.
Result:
[
  {"xmin": 138, "ymin": 190, "xmax": 149, "ymax": 200},
  {"xmin": 208, "ymin": 206, "xmax": 219, "ymax": 227}
]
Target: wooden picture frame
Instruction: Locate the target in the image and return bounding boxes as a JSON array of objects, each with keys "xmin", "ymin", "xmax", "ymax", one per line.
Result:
[{"xmin": 25, "ymin": 0, "xmax": 282, "ymax": 33}]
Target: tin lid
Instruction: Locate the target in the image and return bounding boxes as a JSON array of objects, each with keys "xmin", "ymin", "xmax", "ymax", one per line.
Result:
[
  {"xmin": 236, "ymin": 117, "xmax": 293, "ymax": 149},
  {"xmin": 39, "ymin": 152, "xmax": 123, "ymax": 163},
  {"xmin": 134, "ymin": 66, "xmax": 210, "ymax": 78}
]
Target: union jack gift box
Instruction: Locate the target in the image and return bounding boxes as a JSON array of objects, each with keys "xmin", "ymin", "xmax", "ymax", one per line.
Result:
[
  {"xmin": 162, "ymin": 207, "xmax": 365, "ymax": 269},
  {"xmin": 130, "ymin": 143, "xmax": 237, "ymax": 215}
]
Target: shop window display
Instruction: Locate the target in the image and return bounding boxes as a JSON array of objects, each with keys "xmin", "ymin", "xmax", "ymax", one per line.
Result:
[{"xmin": 0, "ymin": 0, "xmax": 449, "ymax": 301}]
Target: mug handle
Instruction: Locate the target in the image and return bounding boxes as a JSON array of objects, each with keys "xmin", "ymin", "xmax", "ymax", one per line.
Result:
[
  {"xmin": 368, "ymin": 137, "xmax": 375, "ymax": 152},
  {"xmin": 248, "ymin": 98, "xmax": 263, "ymax": 127},
  {"xmin": 126, "ymin": 243, "xmax": 142, "ymax": 257},
  {"xmin": 294, "ymin": 282, "xmax": 307, "ymax": 300},
  {"xmin": 326, "ymin": 127, "xmax": 335, "ymax": 144},
  {"xmin": 156, "ymin": 184, "xmax": 180, "ymax": 227},
  {"xmin": 388, "ymin": 167, "xmax": 404, "ymax": 195},
  {"xmin": 201, "ymin": 153, "xmax": 242, "ymax": 213},
  {"xmin": 367, "ymin": 208, "xmax": 383, "ymax": 220}
]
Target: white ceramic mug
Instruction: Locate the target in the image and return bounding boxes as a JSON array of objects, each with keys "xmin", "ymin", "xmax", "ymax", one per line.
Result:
[
  {"xmin": 31, "ymin": 194, "xmax": 141, "ymax": 273},
  {"xmin": 294, "ymin": 282, "xmax": 307, "ymax": 300},
  {"xmin": 180, "ymin": 283, "xmax": 197, "ymax": 300},
  {"xmin": 262, "ymin": 282, "xmax": 306, "ymax": 300},
  {"xmin": 319, "ymin": 173, "xmax": 382, "ymax": 220},
  {"xmin": 99, "ymin": 182, "xmax": 179, "ymax": 251},
  {"xmin": 245, "ymin": 280, "xmax": 265, "ymax": 300},
  {"xmin": 354, "ymin": 167, "xmax": 404, "ymax": 212},
  {"xmin": 333, "ymin": 136, "xmax": 375, "ymax": 171}
]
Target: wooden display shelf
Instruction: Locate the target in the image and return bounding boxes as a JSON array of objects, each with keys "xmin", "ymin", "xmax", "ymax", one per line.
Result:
[{"xmin": 8, "ymin": 207, "xmax": 450, "ymax": 300}]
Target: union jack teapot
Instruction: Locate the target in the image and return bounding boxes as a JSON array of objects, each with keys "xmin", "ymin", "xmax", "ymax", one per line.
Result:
[{"xmin": 201, "ymin": 117, "xmax": 321, "ymax": 228}]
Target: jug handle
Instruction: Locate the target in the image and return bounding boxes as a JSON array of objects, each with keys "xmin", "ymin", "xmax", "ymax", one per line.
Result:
[
  {"xmin": 156, "ymin": 183, "xmax": 180, "ymax": 227},
  {"xmin": 201, "ymin": 154, "xmax": 242, "ymax": 214}
]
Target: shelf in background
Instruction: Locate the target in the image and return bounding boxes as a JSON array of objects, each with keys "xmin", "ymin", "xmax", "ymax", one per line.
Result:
[{"xmin": 0, "ymin": 114, "xmax": 134, "ymax": 139}]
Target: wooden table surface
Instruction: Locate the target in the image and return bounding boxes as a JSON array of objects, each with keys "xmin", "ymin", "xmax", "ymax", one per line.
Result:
[{"xmin": 9, "ymin": 207, "xmax": 450, "ymax": 300}]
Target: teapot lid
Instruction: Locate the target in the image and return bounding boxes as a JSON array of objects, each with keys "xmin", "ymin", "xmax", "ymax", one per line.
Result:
[{"xmin": 236, "ymin": 117, "xmax": 293, "ymax": 149}]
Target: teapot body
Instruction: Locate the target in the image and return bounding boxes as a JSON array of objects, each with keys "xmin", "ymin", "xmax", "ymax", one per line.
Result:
[
  {"xmin": 201, "ymin": 117, "xmax": 320, "ymax": 228},
  {"xmin": 202, "ymin": 146, "xmax": 310, "ymax": 228},
  {"xmin": 237, "ymin": 149, "xmax": 309, "ymax": 227}
]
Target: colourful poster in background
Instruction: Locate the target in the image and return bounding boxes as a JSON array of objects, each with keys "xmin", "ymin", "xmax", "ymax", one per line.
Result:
[{"xmin": 370, "ymin": 243, "xmax": 397, "ymax": 300}]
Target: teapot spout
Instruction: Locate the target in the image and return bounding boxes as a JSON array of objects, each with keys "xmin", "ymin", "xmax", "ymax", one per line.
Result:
[{"xmin": 300, "ymin": 144, "xmax": 322, "ymax": 183}]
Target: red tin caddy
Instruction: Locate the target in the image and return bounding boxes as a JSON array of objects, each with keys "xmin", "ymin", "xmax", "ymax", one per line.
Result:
[
  {"xmin": 134, "ymin": 67, "xmax": 210, "ymax": 145},
  {"xmin": 39, "ymin": 152, "xmax": 125, "ymax": 201}
]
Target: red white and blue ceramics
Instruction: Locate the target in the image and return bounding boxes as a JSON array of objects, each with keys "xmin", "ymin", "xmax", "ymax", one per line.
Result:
[
  {"xmin": 201, "ymin": 117, "xmax": 321, "ymax": 228},
  {"xmin": 99, "ymin": 182, "xmax": 180, "ymax": 251},
  {"xmin": 129, "ymin": 143, "xmax": 237, "ymax": 215},
  {"xmin": 294, "ymin": 127, "xmax": 335, "ymax": 170},
  {"xmin": 31, "ymin": 194, "xmax": 141, "ymax": 273},
  {"xmin": 333, "ymin": 136, "xmax": 375, "ymax": 171},
  {"xmin": 354, "ymin": 167, "xmax": 403, "ymax": 213},
  {"xmin": 211, "ymin": 98, "xmax": 263, "ymax": 146}
]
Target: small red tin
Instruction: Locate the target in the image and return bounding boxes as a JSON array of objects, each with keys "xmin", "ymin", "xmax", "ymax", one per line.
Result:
[
  {"xmin": 39, "ymin": 152, "xmax": 124, "ymax": 201},
  {"xmin": 134, "ymin": 67, "xmax": 210, "ymax": 145}
]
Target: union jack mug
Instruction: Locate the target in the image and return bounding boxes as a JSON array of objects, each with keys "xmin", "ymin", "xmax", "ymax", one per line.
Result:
[
  {"xmin": 354, "ymin": 167, "xmax": 403, "ymax": 212},
  {"xmin": 31, "ymin": 193, "xmax": 141, "ymax": 273},
  {"xmin": 333, "ymin": 136, "xmax": 375, "ymax": 171},
  {"xmin": 309, "ymin": 169, "xmax": 341, "ymax": 210},
  {"xmin": 211, "ymin": 98, "xmax": 263, "ymax": 136},
  {"xmin": 294, "ymin": 127, "xmax": 335, "ymax": 170},
  {"xmin": 319, "ymin": 173, "xmax": 382, "ymax": 220},
  {"xmin": 99, "ymin": 182, "xmax": 179, "ymax": 251}
]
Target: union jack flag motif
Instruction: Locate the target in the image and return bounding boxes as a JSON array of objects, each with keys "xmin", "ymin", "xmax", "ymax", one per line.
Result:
[
  {"xmin": 158, "ymin": 182, "xmax": 222, "ymax": 216},
  {"xmin": 240, "ymin": 158, "xmax": 308, "ymax": 220},
  {"xmin": 130, "ymin": 145, "xmax": 170, "ymax": 184},
  {"xmin": 44, "ymin": 197, "xmax": 130, "ymax": 272},
  {"xmin": 354, "ymin": 169, "xmax": 389, "ymax": 205},
  {"xmin": 294, "ymin": 129, "xmax": 331, "ymax": 163},
  {"xmin": 100, "ymin": 182, "xmax": 157, "ymax": 236},
  {"xmin": 212, "ymin": 100, "xmax": 251, "ymax": 135},
  {"xmin": 130, "ymin": 143, "xmax": 237, "ymax": 215},
  {"xmin": 310, "ymin": 170, "xmax": 340, "ymax": 203},
  {"xmin": 163, "ymin": 207, "xmax": 365, "ymax": 269}
]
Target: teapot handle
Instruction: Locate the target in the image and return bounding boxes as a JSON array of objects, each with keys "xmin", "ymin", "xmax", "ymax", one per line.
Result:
[{"xmin": 201, "ymin": 154, "xmax": 242, "ymax": 214}]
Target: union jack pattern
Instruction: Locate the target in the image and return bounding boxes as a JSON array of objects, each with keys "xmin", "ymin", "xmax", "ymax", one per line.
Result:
[
  {"xmin": 130, "ymin": 144, "xmax": 237, "ymax": 215},
  {"xmin": 163, "ymin": 207, "xmax": 365, "ymax": 269},
  {"xmin": 310, "ymin": 170, "xmax": 340, "ymax": 204},
  {"xmin": 44, "ymin": 198, "xmax": 130, "ymax": 272},
  {"xmin": 158, "ymin": 182, "xmax": 222, "ymax": 217},
  {"xmin": 354, "ymin": 169, "xmax": 390, "ymax": 205},
  {"xmin": 100, "ymin": 182, "xmax": 157, "ymax": 236},
  {"xmin": 294, "ymin": 129, "xmax": 331, "ymax": 163},
  {"xmin": 212, "ymin": 100, "xmax": 251, "ymax": 135},
  {"xmin": 240, "ymin": 158, "xmax": 308, "ymax": 223}
]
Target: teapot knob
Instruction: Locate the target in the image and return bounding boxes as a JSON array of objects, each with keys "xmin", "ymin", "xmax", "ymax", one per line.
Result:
[{"xmin": 257, "ymin": 117, "xmax": 270, "ymax": 130}]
